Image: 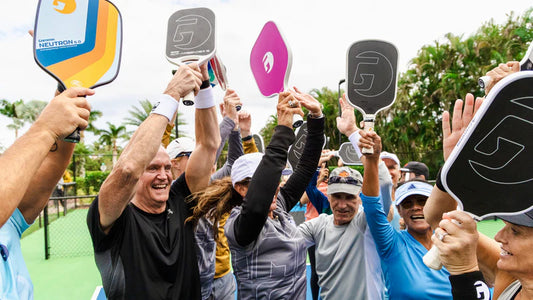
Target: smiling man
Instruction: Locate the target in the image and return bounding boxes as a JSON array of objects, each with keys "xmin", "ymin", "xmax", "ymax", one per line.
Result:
[{"xmin": 87, "ymin": 64, "xmax": 220, "ymax": 300}]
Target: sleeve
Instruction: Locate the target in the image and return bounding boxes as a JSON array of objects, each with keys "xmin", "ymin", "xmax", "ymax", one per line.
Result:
[
  {"xmin": 211, "ymin": 129, "xmax": 244, "ymax": 181},
  {"xmin": 298, "ymin": 216, "xmax": 321, "ymax": 248},
  {"xmin": 378, "ymin": 160, "xmax": 393, "ymax": 216},
  {"xmin": 161, "ymin": 123, "xmax": 174, "ymax": 148},
  {"xmin": 86, "ymin": 196, "xmax": 128, "ymax": 252},
  {"xmin": 360, "ymin": 193, "xmax": 398, "ymax": 259},
  {"xmin": 449, "ymin": 271, "xmax": 491, "ymax": 300},
  {"xmin": 305, "ymin": 170, "xmax": 329, "ymax": 214},
  {"xmin": 279, "ymin": 117, "xmax": 325, "ymax": 212},
  {"xmin": 215, "ymin": 116, "xmax": 235, "ymax": 162},
  {"xmin": 231, "ymin": 125, "xmax": 295, "ymax": 247},
  {"xmin": 243, "ymin": 138, "xmax": 259, "ymax": 154}
]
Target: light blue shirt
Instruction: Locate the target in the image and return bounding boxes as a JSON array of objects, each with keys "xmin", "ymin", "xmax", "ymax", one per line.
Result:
[
  {"xmin": 361, "ymin": 194, "xmax": 452, "ymax": 300},
  {"xmin": 0, "ymin": 209, "xmax": 33, "ymax": 300}
]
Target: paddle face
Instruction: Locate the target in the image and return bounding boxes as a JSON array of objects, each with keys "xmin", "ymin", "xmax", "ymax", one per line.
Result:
[
  {"xmin": 346, "ymin": 40, "xmax": 398, "ymax": 115},
  {"xmin": 33, "ymin": 0, "xmax": 122, "ymax": 89},
  {"xmin": 287, "ymin": 122, "xmax": 326, "ymax": 169},
  {"xmin": 250, "ymin": 21, "xmax": 292, "ymax": 98},
  {"xmin": 210, "ymin": 54, "xmax": 228, "ymax": 91},
  {"xmin": 338, "ymin": 142, "xmax": 362, "ymax": 166},
  {"xmin": 252, "ymin": 133, "xmax": 264, "ymax": 153},
  {"xmin": 519, "ymin": 41, "xmax": 533, "ymax": 71},
  {"xmin": 166, "ymin": 7, "xmax": 215, "ymax": 66},
  {"xmin": 443, "ymin": 71, "xmax": 533, "ymax": 220}
]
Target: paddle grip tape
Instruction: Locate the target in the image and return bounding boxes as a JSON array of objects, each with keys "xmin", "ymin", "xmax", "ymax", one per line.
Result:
[
  {"xmin": 362, "ymin": 117, "xmax": 375, "ymax": 154},
  {"xmin": 151, "ymin": 94, "xmax": 179, "ymax": 122},
  {"xmin": 195, "ymin": 87, "xmax": 216, "ymax": 109},
  {"xmin": 348, "ymin": 131, "xmax": 364, "ymax": 159}
]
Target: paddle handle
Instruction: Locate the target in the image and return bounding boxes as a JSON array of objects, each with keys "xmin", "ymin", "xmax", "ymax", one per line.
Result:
[
  {"xmin": 55, "ymin": 83, "xmax": 81, "ymax": 143},
  {"xmin": 423, "ymin": 245, "xmax": 443, "ymax": 270},
  {"xmin": 478, "ymin": 76, "xmax": 491, "ymax": 90},
  {"xmin": 293, "ymin": 114, "xmax": 303, "ymax": 128},
  {"xmin": 362, "ymin": 115, "xmax": 375, "ymax": 154},
  {"xmin": 182, "ymin": 91, "xmax": 195, "ymax": 106}
]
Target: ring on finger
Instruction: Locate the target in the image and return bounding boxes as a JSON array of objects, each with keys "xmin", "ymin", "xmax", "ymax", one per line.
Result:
[
  {"xmin": 288, "ymin": 100, "xmax": 295, "ymax": 108},
  {"xmin": 437, "ymin": 232, "xmax": 448, "ymax": 241}
]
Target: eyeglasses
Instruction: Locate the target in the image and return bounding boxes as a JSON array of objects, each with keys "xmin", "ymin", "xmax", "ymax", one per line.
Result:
[
  {"xmin": 175, "ymin": 152, "xmax": 192, "ymax": 159},
  {"xmin": 328, "ymin": 176, "xmax": 361, "ymax": 186}
]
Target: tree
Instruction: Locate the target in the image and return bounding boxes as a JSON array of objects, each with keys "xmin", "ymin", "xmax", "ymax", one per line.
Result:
[
  {"xmin": 376, "ymin": 8, "xmax": 533, "ymax": 177},
  {"xmin": 124, "ymin": 99, "xmax": 187, "ymax": 138},
  {"xmin": 81, "ymin": 109, "xmax": 103, "ymax": 142},
  {"xmin": 97, "ymin": 122, "xmax": 129, "ymax": 166},
  {"xmin": 0, "ymin": 99, "xmax": 24, "ymax": 138}
]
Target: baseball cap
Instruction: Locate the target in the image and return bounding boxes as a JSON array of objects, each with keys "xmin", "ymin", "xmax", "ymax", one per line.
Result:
[
  {"xmin": 166, "ymin": 137, "xmax": 195, "ymax": 159},
  {"xmin": 401, "ymin": 161, "xmax": 430, "ymax": 179},
  {"xmin": 497, "ymin": 208, "xmax": 533, "ymax": 227},
  {"xmin": 327, "ymin": 167, "xmax": 363, "ymax": 195},
  {"xmin": 231, "ymin": 153, "xmax": 264, "ymax": 187},
  {"xmin": 380, "ymin": 151, "xmax": 400, "ymax": 166},
  {"xmin": 395, "ymin": 180, "xmax": 433, "ymax": 206}
]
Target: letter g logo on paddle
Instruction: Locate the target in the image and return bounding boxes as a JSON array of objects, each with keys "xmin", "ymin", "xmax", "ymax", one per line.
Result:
[{"xmin": 53, "ymin": 0, "xmax": 76, "ymax": 14}]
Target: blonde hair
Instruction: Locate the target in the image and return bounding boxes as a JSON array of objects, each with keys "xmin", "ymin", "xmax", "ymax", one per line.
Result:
[{"xmin": 186, "ymin": 177, "xmax": 247, "ymax": 241}]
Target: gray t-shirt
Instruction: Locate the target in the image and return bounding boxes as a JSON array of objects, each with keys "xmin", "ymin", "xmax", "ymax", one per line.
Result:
[
  {"xmin": 299, "ymin": 211, "xmax": 368, "ymax": 299},
  {"xmin": 225, "ymin": 197, "xmax": 307, "ymax": 300}
]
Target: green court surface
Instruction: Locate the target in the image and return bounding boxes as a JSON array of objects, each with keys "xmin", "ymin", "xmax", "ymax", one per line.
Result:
[{"xmin": 21, "ymin": 208, "xmax": 505, "ymax": 300}]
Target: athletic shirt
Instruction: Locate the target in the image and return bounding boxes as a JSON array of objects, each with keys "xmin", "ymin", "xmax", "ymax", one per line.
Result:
[
  {"xmin": 361, "ymin": 193, "xmax": 453, "ymax": 300},
  {"xmin": 87, "ymin": 173, "xmax": 201, "ymax": 300},
  {"xmin": 498, "ymin": 280, "xmax": 521, "ymax": 300},
  {"xmin": 0, "ymin": 209, "xmax": 33, "ymax": 300},
  {"xmin": 214, "ymin": 212, "xmax": 231, "ymax": 278}
]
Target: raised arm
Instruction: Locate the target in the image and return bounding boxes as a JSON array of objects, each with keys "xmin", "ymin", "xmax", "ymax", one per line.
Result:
[
  {"xmin": 279, "ymin": 88, "xmax": 324, "ymax": 211},
  {"xmin": 98, "ymin": 64, "xmax": 202, "ymax": 231},
  {"xmin": 0, "ymin": 87, "xmax": 92, "ymax": 226},
  {"xmin": 185, "ymin": 64, "xmax": 221, "ymax": 193},
  {"xmin": 215, "ymin": 88, "xmax": 241, "ymax": 161}
]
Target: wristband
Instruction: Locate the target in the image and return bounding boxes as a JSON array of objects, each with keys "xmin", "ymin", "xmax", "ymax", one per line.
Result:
[
  {"xmin": 195, "ymin": 86, "xmax": 216, "ymax": 109},
  {"xmin": 242, "ymin": 135, "xmax": 253, "ymax": 141},
  {"xmin": 151, "ymin": 94, "xmax": 179, "ymax": 122},
  {"xmin": 348, "ymin": 131, "xmax": 363, "ymax": 159},
  {"xmin": 308, "ymin": 112, "xmax": 324, "ymax": 119},
  {"xmin": 449, "ymin": 271, "xmax": 490, "ymax": 300},
  {"xmin": 435, "ymin": 167, "xmax": 446, "ymax": 192},
  {"xmin": 200, "ymin": 80, "xmax": 210, "ymax": 89}
]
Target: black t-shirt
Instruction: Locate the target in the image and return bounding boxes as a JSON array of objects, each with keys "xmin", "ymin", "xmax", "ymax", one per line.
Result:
[{"xmin": 87, "ymin": 173, "xmax": 201, "ymax": 300}]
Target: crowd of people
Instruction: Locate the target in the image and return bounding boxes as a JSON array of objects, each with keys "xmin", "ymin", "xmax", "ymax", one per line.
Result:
[{"xmin": 1, "ymin": 45, "xmax": 532, "ymax": 300}]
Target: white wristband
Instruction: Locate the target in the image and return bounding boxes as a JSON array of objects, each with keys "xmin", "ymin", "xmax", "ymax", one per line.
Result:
[
  {"xmin": 151, "ymin": 94, "xmax": 178, "ymax": 122},
  {"xmin": 348, "ymin": 131, "xmax": 363, "ymax": 159},
  {"xmin": 195, "ymin": 86, "xmax": 216, "ymax": 109}
]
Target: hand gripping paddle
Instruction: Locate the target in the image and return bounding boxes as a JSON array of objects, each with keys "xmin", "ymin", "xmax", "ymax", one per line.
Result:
[
  {"xmin": 166, "ymin": 7, "xmax": 216, "ymax": 106},
  {"xmin": 33, "ymin": 0, "xmax": 123, "ymax": 143}
]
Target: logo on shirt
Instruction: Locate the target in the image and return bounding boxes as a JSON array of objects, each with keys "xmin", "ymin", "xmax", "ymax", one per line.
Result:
[{"xmin": 474, "ymin": 280, "xmax": 490, "ymax": 300}]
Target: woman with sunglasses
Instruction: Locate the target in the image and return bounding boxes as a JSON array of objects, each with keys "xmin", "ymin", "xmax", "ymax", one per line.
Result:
[{"xmin": 187, "ymin": 89, "xmax": 324, "ymax": 299}]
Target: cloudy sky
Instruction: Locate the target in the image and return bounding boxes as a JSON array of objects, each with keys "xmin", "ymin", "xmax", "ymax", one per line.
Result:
[{"xmin": 0, "ymin": 0, "xmax": 531, "ymax": 149}]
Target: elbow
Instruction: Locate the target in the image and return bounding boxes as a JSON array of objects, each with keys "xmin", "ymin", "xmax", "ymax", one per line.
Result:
[
  {"xmin": 205, "ymin": 135, "xmax": 221, "ymax": 154},
  {"xmin": 109, "ymin": 161, "xmax": 141, "ymax": 186}
]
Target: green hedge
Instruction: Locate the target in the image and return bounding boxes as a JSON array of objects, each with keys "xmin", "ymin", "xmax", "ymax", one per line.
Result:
[{"xmin": 75, "ymin": 170, "xmax": 110, "ymax": 195}]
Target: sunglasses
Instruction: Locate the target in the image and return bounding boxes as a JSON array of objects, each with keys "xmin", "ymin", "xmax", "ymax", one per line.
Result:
[
  {"xmin": 175, "ymin": 152, "xmax": 192, "ymax": 159},
  {"xmin": 328, "ymin": 176, "xmax": 361, "ymax": 186}
]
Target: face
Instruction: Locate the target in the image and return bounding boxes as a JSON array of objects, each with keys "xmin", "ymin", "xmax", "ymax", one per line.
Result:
[
  {"xmin": 397, "ymin": 195, "xmax": 430, "ymax": 234},
  {"xmin": 494, "ymin": 221, "xmax": 533, "ymax": 276},
  {"xmin": 400, "ymin": 171, "xmax": 425, "ymax": 183},
  {"xmin": 329, "ymin": 192, "xmax": 359, "ymax": 225},
  {"xmin": 170, "ymin": 155, "xmax": 189, "ymax": 180},
  {"xmin": 382, "ymin": 158, "xmax": 401, "ymax": 185},
  {"xmin": 136, "ymin": 147, "xmax": 173, "ymax": 206}
]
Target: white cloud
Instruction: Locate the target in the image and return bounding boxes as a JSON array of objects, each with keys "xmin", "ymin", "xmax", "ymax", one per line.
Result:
[{"xmin": 0, "ymin": 0, "xmax": 531, "ymax": 149}]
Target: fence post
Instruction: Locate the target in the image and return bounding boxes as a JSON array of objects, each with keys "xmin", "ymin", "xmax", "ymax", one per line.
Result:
[{"xmin": 43, "ymin": 203, "xmax": 50, "ymax": 260}]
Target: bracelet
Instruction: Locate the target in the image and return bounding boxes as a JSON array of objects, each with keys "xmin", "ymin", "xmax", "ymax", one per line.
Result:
[
  {"xmin": 151, "ymin": 94, "xmax": 179, "ymax": 122},
  {"xmin": 348, "ymin": 131, "xmax": 363, "ymax": 159},
  {"xmin": 242, "ymin": 135, "xmax": 253, "ymax": 141},
  {"xmin": 435, "ymin": 167, "xmax": 446, "ymax": 192},
  {"xmin": 195, "ymin": 86, "xmax": 216, "ymax": 109},
  {"xmin": 200, "ymin": 80, "xmax": 210, "ymax": 89},
  {"xmin": 308, "ymin": 111, "xmax": 324, "ymax": 119}
]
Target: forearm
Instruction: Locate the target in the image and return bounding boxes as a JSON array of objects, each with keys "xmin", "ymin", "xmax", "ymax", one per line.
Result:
[
  {"xmin": 0, "ymin": 124, "xmax": 56, "ymax": 227},
  {"xmin": 378, "ymin": 160, "xmax": 393, "ymax": 215},
  {"xmin": 424, "ymin": 186, "xmax": 458, "ymax": 230},
  {"xmin": 281, "ymin": 116, "xmax": 325, "ymax": 210},
  {"xmin": 186, "ymin": 88, "xmax": 221, "ymax": 193},
  {"xmin": 211, "ymin": 130, "xmax": 243, "ymax": 181},
  {"xmin": 305, "ymin": 171, "xmax": 327, "ymax": 213},
  {"xmin": 215, "ymin": 116, "xmax": 235, "ymax": 162},
  {"xmin": 449, "ymin": 271, "xmax": 490, "ymax": 300},
  {"xmin": 362, "ymin": 157, "xmax": 380, "ymax": 197},
  {"xmin": 361, "ymin": 194, "xmax": 397, "ymax": 257},
  {"xmin": 234, "ymin": 125, "xmax": 294, "ymax": 246},
  {"xmin": 18, "ymin": 140, "xmax": 75, "ymax": 223}
]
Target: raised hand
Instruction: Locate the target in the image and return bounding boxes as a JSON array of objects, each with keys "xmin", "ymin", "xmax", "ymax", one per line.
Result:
[
  {"xmin": 277, "ymin": 91, "xmax": 304, "ymax": 128},
  {"xmin": 442, "ymin": 93, "xmax": 483, "ymax": 161},
  {"xmin": 336, "ymin": 94, "xmax": 359, "ymax": 137},
  {"xmin": 292, "ymin": 87, "xmax": 322, "ymax": 116},
  {"xmin": 164, "ymin": 63, "xmax": 203, "ymax": 100}
]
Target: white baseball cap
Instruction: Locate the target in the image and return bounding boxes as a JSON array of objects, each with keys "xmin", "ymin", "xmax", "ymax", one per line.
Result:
[
  {"xmin": 231, "ymin": 153, "xmax": 264, "ymax": 187},
  {"xmin": 380, "ymin": 151, "xmax": 400, "ymax": 166},
  {"xmin": 395, "ymin": 181, "xmax": 433, "ymax": 206},
  {"xmin": 166, "ymin": 137, "xmax": 195, "ymax": 159}
]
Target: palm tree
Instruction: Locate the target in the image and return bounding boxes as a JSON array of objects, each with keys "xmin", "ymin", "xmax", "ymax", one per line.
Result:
[
  {"xmin": 81, "ymin": 110, "xmax": 103, "ymax": 143},
  {"xmin": 124, "ymin": 99, "xmax": 187, "ymax": 138},
  {"xmin": 0, "ymin": 99, "xmax": 24, "ymax": 138},
  {"xmin": 97, "ymin": 122, "xmax": 129, "ymax": 166}
]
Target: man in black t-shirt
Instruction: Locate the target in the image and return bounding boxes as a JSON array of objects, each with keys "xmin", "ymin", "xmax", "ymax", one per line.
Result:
[{"xmin": 87, "ymin": 64, "xmax": 221, "ymax": 300}]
